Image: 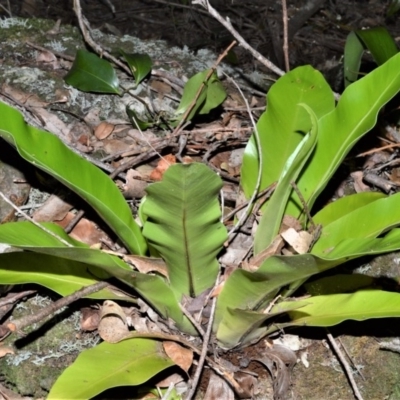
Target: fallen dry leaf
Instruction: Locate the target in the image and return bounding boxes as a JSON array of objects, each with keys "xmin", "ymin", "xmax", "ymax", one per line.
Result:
[
  {"xmin": 122, "ymin": 169, "xmax": 149, "ymax": 199},
  {"xmin": 281, "ymin": 228, "xmax": 313, "ymax": 254},
  {"xmin": 36, "ymin": 49, "xmax": 60, "ymax": 69},
  {"xmin": 32, "ymin": 194, "xmax": 72, "ymax": 222},
  {"xmin": 203, "ymin": 371, "xmax": 235, "ymax": 400},
  {"xmin": 351, "ymin": 171, "xmax": 370, "ymax": 193},
  {"xmin": 163, "ymin": 341, "xmax": 193, "ymax": 372},
  {"xmin": 95, "ymin": 121, "xmax": 115, "ymax": 140},
  {"xmin": 98, "ymin": 300, "xmax": 130, "ymax": 343},
  {"xmin": 123, "ymin": 255, "xmax": 168, "ymax": 278},
  {"xmin": 150, "ymin": 154, "xmax": 176, "ymax": 181},
  {"xmin": 80, "ymin": 307, "xmax": 100, "ymax": 332},
  {"xmin": 0, "ymin": 345, "xmax": 14, "ymax": 358},
  {"xmin": 56, "ymin": 213, "xmax": 107, "ymax": 246}
]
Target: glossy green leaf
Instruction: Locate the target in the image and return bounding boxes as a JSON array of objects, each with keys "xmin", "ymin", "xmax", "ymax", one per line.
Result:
[
  {"xmin": 241, "ymin": 65, "xmax": 334, "ymax": 199},
  {"xmin": 312, "ymin": 192, "xmax": 400, "ymax": 254},
  {"xmin": 344, "ymin": 31, "xmax": 364, "ymax": 87},
  {"xmin": 121, "ymin": 50, "xmax": 152, "ymax": 86},
  {"xmin": 48, "ymin": 338, "xmax": 174, "ymax": 400},
  {"xmin": 356, "ymin": 27, "xmax": 398, "ymax": 66},
  {"xmin": 295, "ymin": 52, "xmax": 400, "ymax": 213},
  {"xmin": 215, "ymin": 228, "xmax": 400, "ymax": 347},
  {"xmin": 274, "ymin": 290, "xmax": 400, "ymax": 328},
  {"xmin": 64, "ymin": 49, "xmax": 121, "ymax": 94},
  {"xmin": 215, "ymin": 254, "xmax": 327, "ymax": 329},
  {"xmin": 175, "ymin": 70, "xmax": 226, "ymax": 120},
  {"xmin": 0, "ymin": 221, "xmax": 195, "ymax": 334},
  {"xmin": 344, "ymin": 28, "xmax": 398, "ymax": 88},
  {"xmin": 142, "ymin": 163, "xmax": 227, "ymax": 298},
  {"xmin": 312, "ymin": 191, "xmax": 386, "ymax": 227},
  {"xmin": 254, "ymin": 104, "xmax": 318, "ymax": 254},
  {"xmin": 0, "ymin": 102, "xmax": 147, "ymax": 255},
  {"xmin": 0, "ymin": 252, "xmax": 126, "ymax": 300}
]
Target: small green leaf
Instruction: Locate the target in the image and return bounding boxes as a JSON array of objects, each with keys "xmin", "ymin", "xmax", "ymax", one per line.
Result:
[
  {"xmin": 344, "ymin": 31, "xmax": 364, "ymax": 87},
  {"xmin": 120, "ymin": 50, "xmax": 152, "ymax": 86},
  {"xmin": 64, "ymin": 49, "xmax": 121, "ymax": 94},
  {"xmin": 356, "ymin": 27, "xmax": 398, "ymax": 66},
  {"xmin": 175, "ymin": 70, "xmax": 226, "ymax": 121},
  {"xmin": 344, "ymin": 28, "xmax": 398, "ymax": 87},
  {"xmin": 48, "ymin": 338, "xmax": 174, "ymax": 400},
  {"xmin": 0, "ymin": 102, "xmax": 147, "ymax": 255},
  {"xmin": 142, "ymin": 163, "xmax": 227, "ymax": 298}
]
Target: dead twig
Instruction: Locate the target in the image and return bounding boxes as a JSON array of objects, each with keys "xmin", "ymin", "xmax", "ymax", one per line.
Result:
[
  {"xmin": 0, "ymin": 190, "xmax": 73, "ymax": 248},
  {"xmin": 326, "ymin": 331, "xmax": 364, "ymax": 400},
  {"xmin": 185, "ymin": 276, "xmax": 219, "ymax": 400},
  {"xmin": 25, "ymin": 41, "xmax": 75, "ymax": 62},
  {"xmin": 222, "ymin": 73, "xmax": 265, "ymax": 242},
  {"xmin": 5, "ymin": 281, "xmax": 109, "ymax": 334},
  {"xmin": 192, "ymin": 0, "xmax": 285, "ymax": 77},
  {"xmin": 282, "ymin": 0, "xmax": 290, "ymax": 72},
  {"xmin": 72, "ymin": 0, "xmax": 132, "ymax": 76},
  {"xmin": 179, "ymin": 303, "xmax": 205, "ymax": 337}
]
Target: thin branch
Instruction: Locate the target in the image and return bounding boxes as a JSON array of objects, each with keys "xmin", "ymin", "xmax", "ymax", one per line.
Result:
[
  {"xmin": 179, "ymin": 303, "xmax": 205, "ymax": 337},
  {"xmin": 326, "ymin": 331, "xmax": 364, "ymax": 400},
  {"xmin": 185, "ymin": 292, "xmax": 218, "ymax": 400},
  {"xmin": 0, "ymin": 191, "xmax": 73, "ymax": 248},
  {"xmin": 72, "ymin": 0, "xmax": 132, "ymax": 76},
  {"xmin": 223, "ymin": 73, "xmax": 265, "ymax": 241},
  {"xmin": 282, "ymin": 0, "xmax": 290, "ymax": 72},
  {"xmin": 5, "ymin": 281, "xmax": 109, "ymax": 334},
  {"xmin": 192, "ymin": 0, "xmax": 285, "ymax": 77}
]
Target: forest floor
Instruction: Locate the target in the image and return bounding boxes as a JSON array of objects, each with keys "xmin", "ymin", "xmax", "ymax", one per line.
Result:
[{"xmin": 1, "ymin": 1, "xmax": 400, "ymax": 399}]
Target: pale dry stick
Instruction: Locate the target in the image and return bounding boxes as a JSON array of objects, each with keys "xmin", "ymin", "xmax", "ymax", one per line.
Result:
[
  {"xmin": 185, "ymin": 294, "xmax": 218, "ymax": 400},
  {"xmin": 337, "ymin": 337, "xmax": 365, "ymax": 381},
  {"xmin": 281, "ymin": 0, "xmax": 290, "ymax": 72},
  {"xmin": 192, "ymin": 0, "xmax": 285, "ymax": 77},
  {"xmin": 290, "ymin": 181, "xmax": 316, "ymax": 230},
  {"xmin": 26, "ymin": 41, "xmax": 75, "ymax": 62},
  {"xmin": 179, "ymin": 303, "xmax": 205, "ymax": 337},
  {"xmin": 356, "ymin": 141, "xmax": 400, "ymax": 157},
  {"xmin": 223, "ymin": 73, "xmax": 264, "ymax": 242},
  {"xmin": 326, "ymin": 331, "xmax": 364, "ymax": 400},
  {"xmin": 0, "ymin": 191, "xmax": 73, "ymax": 248},
  {"xmin": 172, "ymin": 40, "xmax": 237, "ymax": 136},
  {"xmin": 6, "ymin": 281, "xmax": 109, "ymax": 334},
  {"xmin": 72, "ymin": 0, "xmax": 132, "ymax": 76},
  {"xmin": 223, "ymin": 184, "xmax": 276, "ymax": 223},
  {"xmin": 0, "ymin": 1, "xmax": 11, "ymax": 16}
]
